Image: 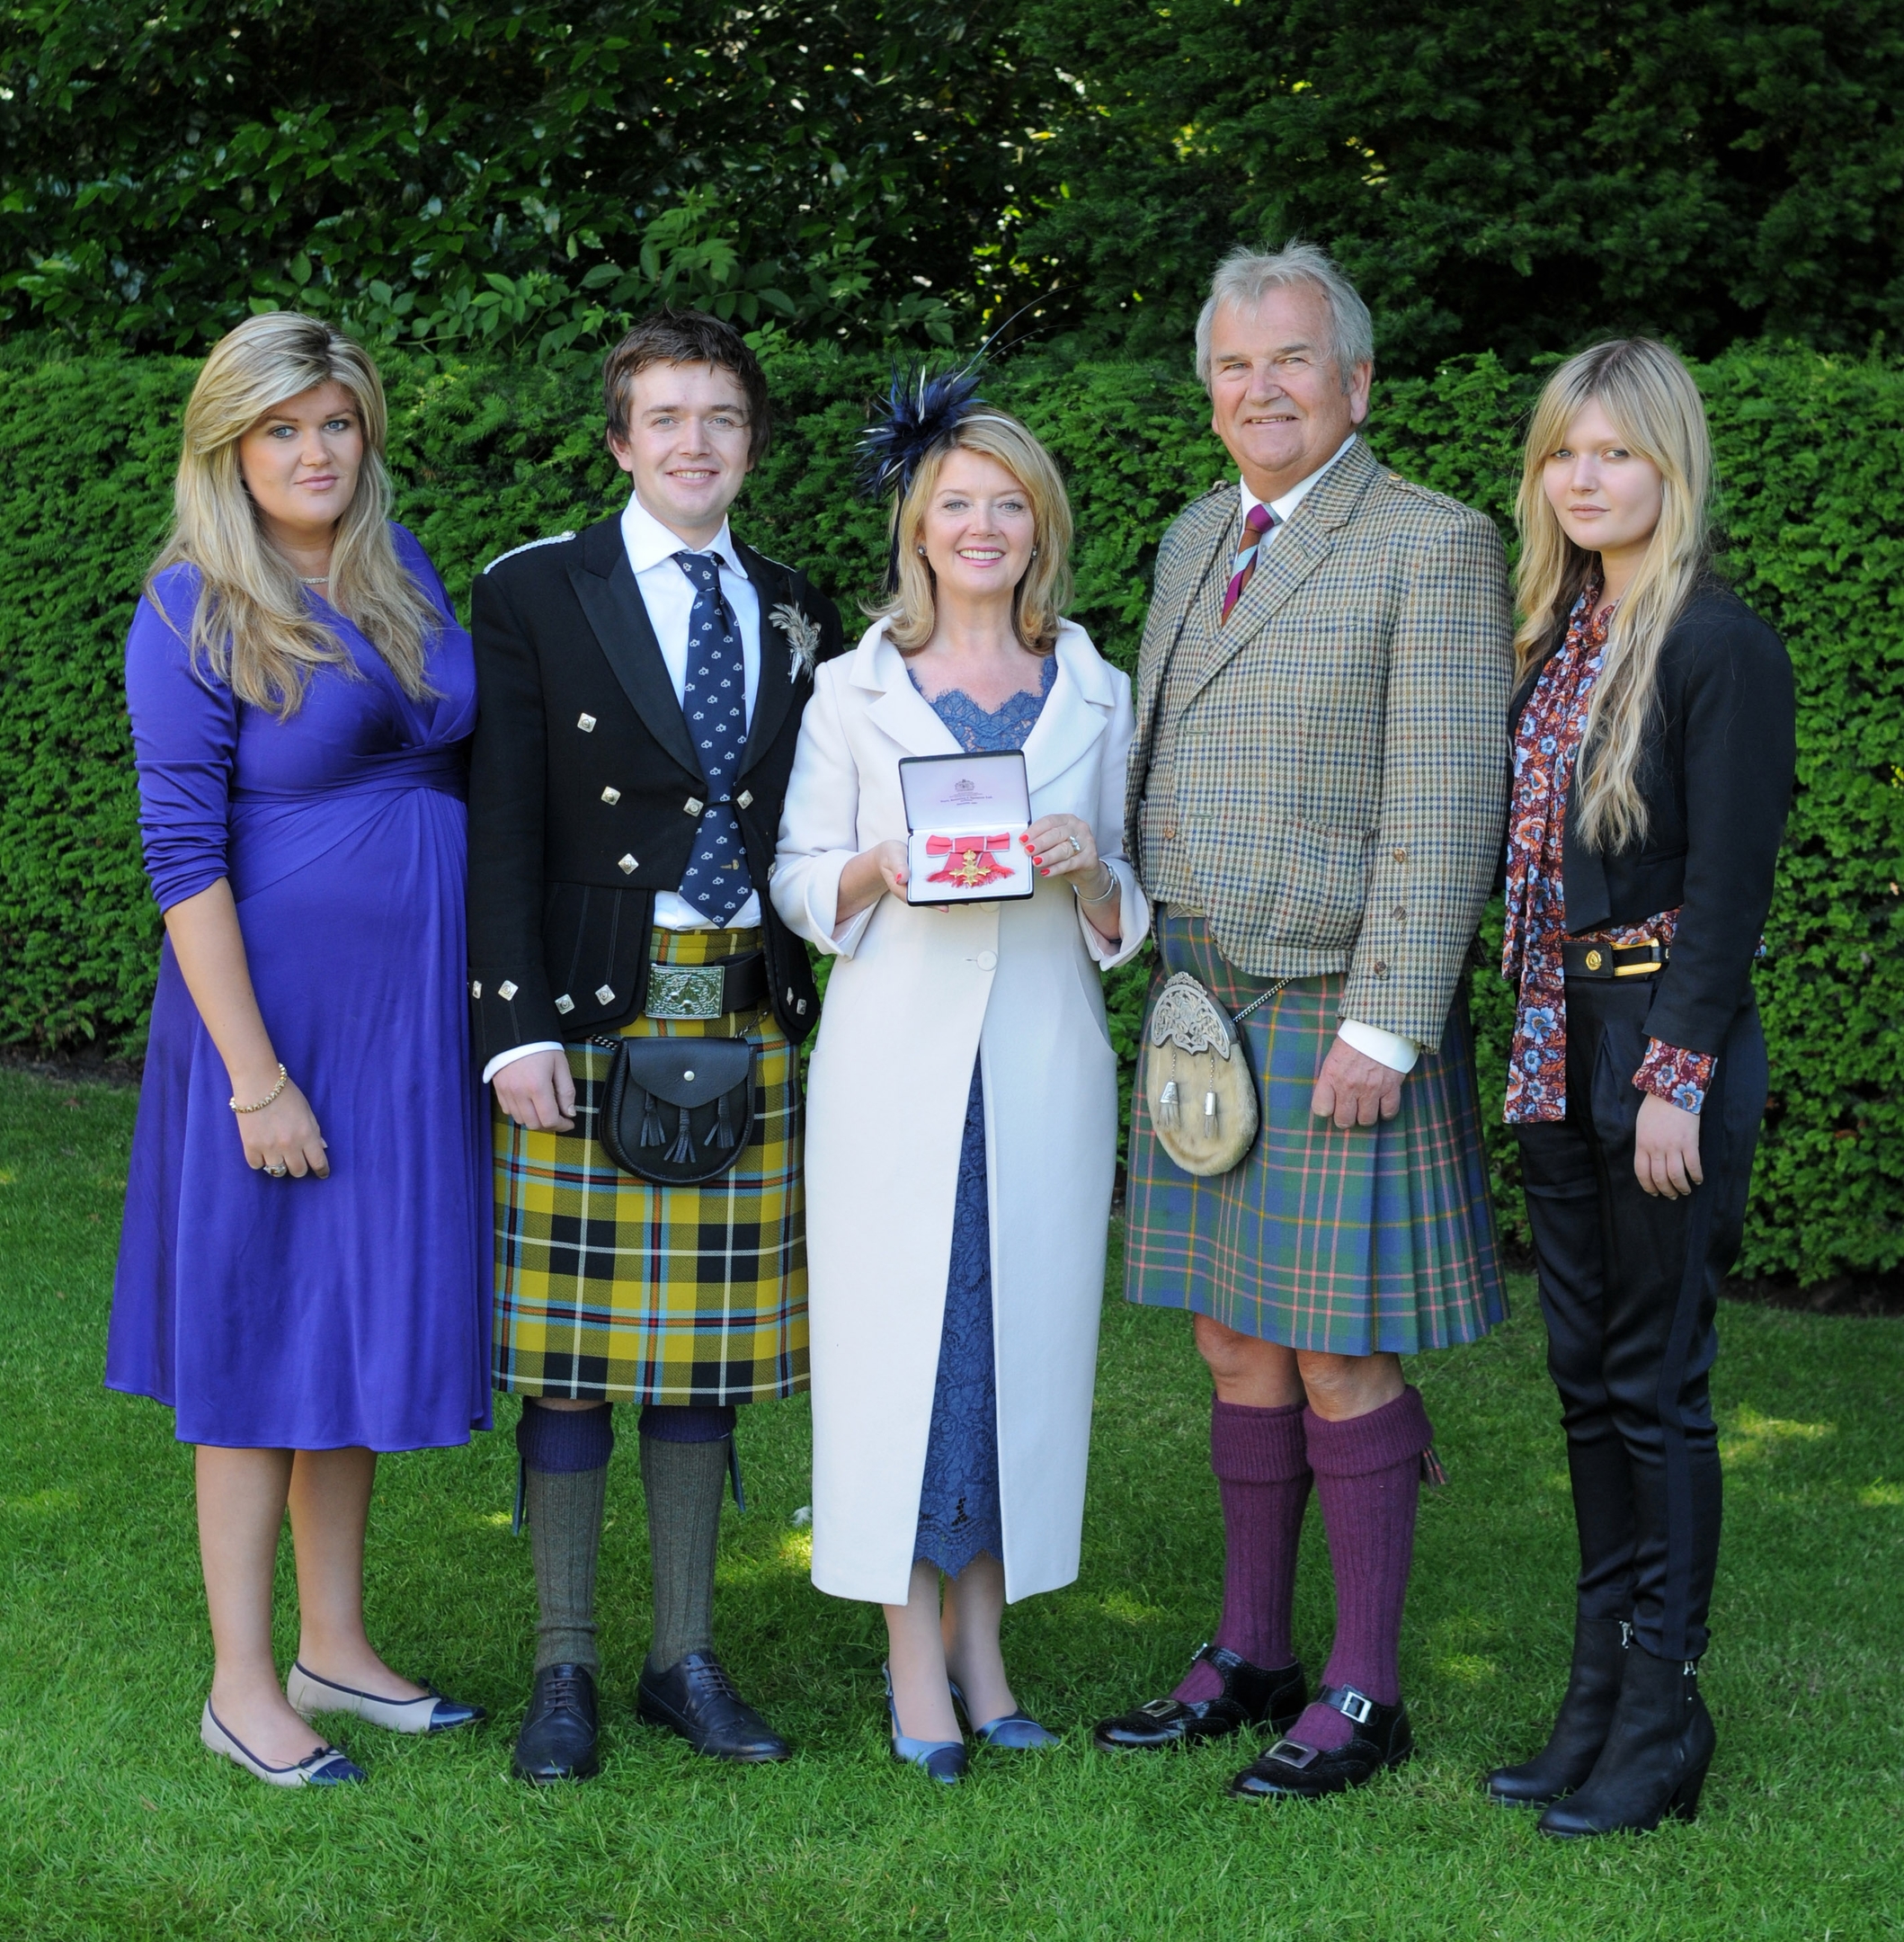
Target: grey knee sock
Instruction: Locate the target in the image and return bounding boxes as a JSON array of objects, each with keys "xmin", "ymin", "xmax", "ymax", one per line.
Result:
[
  {"xmin": 640, "ymin": 1432, "xmax": 728, "ymax": 1673},
  {"xmin": 526, "ymin": 1463, "xmax": 609, "ymax": 1675}
]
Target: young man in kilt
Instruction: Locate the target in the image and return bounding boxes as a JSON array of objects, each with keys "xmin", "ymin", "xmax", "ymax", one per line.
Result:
[
  {"xmin": 467, "ymin": 310, "xmax": 842, "ymax": 1781},
  {"xmin": 1093, "ymin": 244, "xmax": 1513, "ymax": 1798}
]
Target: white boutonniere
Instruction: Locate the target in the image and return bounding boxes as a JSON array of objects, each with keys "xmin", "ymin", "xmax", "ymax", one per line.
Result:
[{"xmin": 770, "ymin": 601, "xmax": 823, "ymax": 683}]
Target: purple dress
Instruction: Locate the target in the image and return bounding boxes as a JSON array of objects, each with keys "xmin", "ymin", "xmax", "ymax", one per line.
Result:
[{"xmin": 106, "ymin": 526, "xmax": 492, "ymax": 1451}]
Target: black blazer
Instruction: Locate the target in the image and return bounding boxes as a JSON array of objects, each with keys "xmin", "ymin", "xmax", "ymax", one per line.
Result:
[
  {"xmin": 466, "ymin": 516, "xmax": 845, "ymax": 1065},
  {"xmin": 1508, "ymin": 579, "xmax": 1796, "ymax": 1056}
]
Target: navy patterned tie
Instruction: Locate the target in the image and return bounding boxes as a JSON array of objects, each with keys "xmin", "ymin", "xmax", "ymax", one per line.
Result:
[{"xmin": 672, "ymin": 551, "xmax": 753, "ymax": 926}]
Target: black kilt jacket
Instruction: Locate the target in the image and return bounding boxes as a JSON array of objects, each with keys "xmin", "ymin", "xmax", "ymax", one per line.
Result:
[{"xmin": 467, "ymin": 515, "xmax": 846, "ymax": 1066}]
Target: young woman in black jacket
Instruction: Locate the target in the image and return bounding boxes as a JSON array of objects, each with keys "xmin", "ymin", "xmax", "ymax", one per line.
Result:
[{"xmin": 1486, "ymin": 339, "xmax": 1796, "ymax": 1837}]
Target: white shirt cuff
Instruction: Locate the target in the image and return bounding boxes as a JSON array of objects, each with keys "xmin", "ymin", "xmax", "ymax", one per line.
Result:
[
  {"xmin": 483, "ymin": 1041, "xmax": 565, "ymax": 1087},
  {"xmin": 1338, "ymin": 1019, "xmax": 1419, "ymax": 1074}
]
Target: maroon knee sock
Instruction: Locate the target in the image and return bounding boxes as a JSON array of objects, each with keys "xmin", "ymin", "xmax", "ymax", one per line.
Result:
[
  {"xmin": 1173, "ymin": 1399, "xmax": 1311, "ymax": 1704},
  {"xmin": 1284, "ymin": 1386, "xmax": 1432, "ymax": 1750}
]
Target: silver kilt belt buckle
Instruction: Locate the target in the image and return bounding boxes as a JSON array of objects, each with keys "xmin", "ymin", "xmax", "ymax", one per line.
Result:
[{"xmin": 645, "ymin": 962, "xmax": 725, "ymax": 1020}]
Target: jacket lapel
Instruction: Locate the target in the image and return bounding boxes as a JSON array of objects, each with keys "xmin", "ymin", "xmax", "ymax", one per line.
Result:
[
  {"xmin": 568, "ymin": 521, "xmax": 705, "ymax": 782},
  {"xmin": 852, "ymin": 626, "xmax": 963, "ymax": 757},
  {"xmin": 1020, "ymin": 625, "xmax": 1111, "ymax": 796},
  {"xmin": 735, "ymin": 542, "xmax": 800, "ymax": 776},
  {"xmin": 1188, "ymin": 439, "xmax": 1381, "ymax": 697}
]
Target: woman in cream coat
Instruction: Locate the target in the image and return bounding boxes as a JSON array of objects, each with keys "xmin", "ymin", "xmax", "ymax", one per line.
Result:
[{"xmin": 774, "ymin": 401, "xmax": 1147, "ymax": 1780}]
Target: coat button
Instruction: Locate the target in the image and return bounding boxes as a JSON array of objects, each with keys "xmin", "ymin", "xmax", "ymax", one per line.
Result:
[
  {"xmin": 736, "ymin": 788, "xmax": 753, "ymax": 808},
  {"xmin": 554, "ymin": 994, "xmax": 574, "ymax": 1014},
  {"xmin": 1373, "ymin": 961, "xmax": 1390, "ymax": 978},
  {"xmin": 684, "ymin": 797, "xmax": 704, "ymax": 815},
  {"xmin": 470, "ymin": 979, "xmax": 482, "ymax": 1000},
  {"xmin": 577, "ymin": 713, "xmax": 597, "ymax": 733},
  {"xmin": 498, "ymin": 980, "xmax": 519, "ymax": 1001},
  {"xmin": 1163, "ymin": 824, "xmax": 1178, "ymax": 841},
  {"xmin": 1392, "ymin": 906, "xmax": 1407, "ymax": 922},
  {"xmin": 976, "ymin": 950, "xmax": 998, "ymax": 971},
  {"xmin": 601, "ymin": 787, "xmax": 621, "ymax": 805},
  {"xmin": 594, "ymin": 984, "xmax": 615, "ymax": 1004},
  {"xmin": 1392, "ymin": 846, "xmax": 1407, "ymax": 863},
  {"xmin": 618, "ymin": 853, "xmax": 638, "ymax": 874}
]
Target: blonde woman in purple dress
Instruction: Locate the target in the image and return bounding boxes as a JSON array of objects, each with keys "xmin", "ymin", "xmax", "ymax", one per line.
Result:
[{"xmin": 108, "ymin": 314, "xmax": 488, "ymax": 1786}]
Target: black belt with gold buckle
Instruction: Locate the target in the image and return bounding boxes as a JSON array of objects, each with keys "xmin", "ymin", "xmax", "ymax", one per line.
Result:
[{"xmin": 1562, "ymin": 939, "xmax": 1668, "ymax": 981}]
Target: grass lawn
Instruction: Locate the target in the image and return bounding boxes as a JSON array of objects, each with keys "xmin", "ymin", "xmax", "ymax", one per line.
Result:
[{"xmin": 1, "ymin": 1065, "xmax": 1900, "ymax": 1940}]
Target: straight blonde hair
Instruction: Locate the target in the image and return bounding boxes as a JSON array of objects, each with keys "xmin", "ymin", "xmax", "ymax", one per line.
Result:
[
  {"xmin": 149, "ymin": 312, "xmax": 439, "ymax": 716},
  {"xmin": 1513, "ymin": 339, "xmax": 1713, "ymax": 853},
  {"xmin": 874, "ymin": 412, "xmax": 1074, "ymax": 655}
]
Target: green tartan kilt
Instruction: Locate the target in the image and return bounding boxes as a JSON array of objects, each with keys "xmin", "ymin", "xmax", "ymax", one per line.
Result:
[
  {"xmin": 492, "ymin": 926, "xmax": 807, "ymax": 1404},
  {"xmin": 1124, "ymin": 911, "xmax": 1507, "ymax": 1356}
]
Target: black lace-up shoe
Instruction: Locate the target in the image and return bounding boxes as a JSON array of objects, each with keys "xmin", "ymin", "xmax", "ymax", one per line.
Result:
[
  {"xmin": 636, "ymin": 1652, "xmax": 790, "ymax": 1762},
  {"xmin": 1228, "ymin": 1684, "xmax": 1414, "ymax": 1799},
  {"xmin": 1092, "ymin": 1644, "xmax": 1308, "ymax": 1752},
  {"xmin": 512, "ymin": 1663, "xmax": 600, "ymax": 1783}
]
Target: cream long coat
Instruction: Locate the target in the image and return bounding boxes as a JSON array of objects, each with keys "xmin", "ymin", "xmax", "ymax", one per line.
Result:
[{"xmin": 772, "ymin": 619, "xmax": 1149, "ymax": 1605}]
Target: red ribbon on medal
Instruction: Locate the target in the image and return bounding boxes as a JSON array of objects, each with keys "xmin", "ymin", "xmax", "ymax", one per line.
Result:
[{"xmin": 923, "ymin": 833, "xmax": 1016, "ymax": 888}]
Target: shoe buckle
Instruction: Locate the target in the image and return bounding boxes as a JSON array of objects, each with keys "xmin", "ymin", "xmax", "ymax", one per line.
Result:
[
  {"xmin": 1267, "ymin": 1738, "xmax": 1319, "ymax": 1769},
  {"xmin": 1330, "ymin": 1687, "xmax": 1375, "ymax": 1725},
  {"xmin": 1139, "ymin": 1698, "xmax": 1179, "ymax": 1719}
]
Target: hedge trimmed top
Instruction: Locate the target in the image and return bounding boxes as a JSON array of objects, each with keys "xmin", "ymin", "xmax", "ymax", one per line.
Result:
[{"xmin": 0, "ymin": 341, "xmax": 1896, "ymax": 1282}]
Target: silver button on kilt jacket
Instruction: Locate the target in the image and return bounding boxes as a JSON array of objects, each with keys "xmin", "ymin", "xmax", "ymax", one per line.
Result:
[{"xmin": 1125, "ymin": 437, "xmax": 1514, "ymax": 1049}]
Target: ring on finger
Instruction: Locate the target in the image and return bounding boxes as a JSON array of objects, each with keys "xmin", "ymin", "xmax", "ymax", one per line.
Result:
[
  {"xmin": 1067, "ymin": 833, "xmax": 1082, "ymax": 857},
  {"xmin": 267, "ymin": 1163, "xmax": 289, "ymax": 1178}
]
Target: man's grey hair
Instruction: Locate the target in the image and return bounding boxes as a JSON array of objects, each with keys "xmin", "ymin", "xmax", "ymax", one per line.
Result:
[{"xmin": 1194, "ymin": 240, "xmax": 1375, "ymax": 392}]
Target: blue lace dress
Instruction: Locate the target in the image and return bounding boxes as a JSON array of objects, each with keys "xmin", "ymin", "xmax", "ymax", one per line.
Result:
[{"xmin": 910, "ymin": 655, "xmax": 1055, "ymax": 1576}]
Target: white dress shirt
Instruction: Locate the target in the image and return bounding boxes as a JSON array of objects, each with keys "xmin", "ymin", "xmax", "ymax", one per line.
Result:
[
  {"xmin": 484, "ymin": 491, "xmax": 765, "ymax": 1086},
  {"xmin": 1242, "ymin": 433, "xmax": 1419, "ymax": 1077}
]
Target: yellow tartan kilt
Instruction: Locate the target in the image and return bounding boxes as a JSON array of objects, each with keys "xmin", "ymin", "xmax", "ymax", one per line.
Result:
[{"xmin": 492, "ymin": 927, "xmax": 808, "ymax": 1404}]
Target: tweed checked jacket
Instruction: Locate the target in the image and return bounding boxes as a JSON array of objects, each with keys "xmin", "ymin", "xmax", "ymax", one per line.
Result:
[{"xmin": 1125, "ymin": 436, "xmax": 1512, "ymax": 1048}]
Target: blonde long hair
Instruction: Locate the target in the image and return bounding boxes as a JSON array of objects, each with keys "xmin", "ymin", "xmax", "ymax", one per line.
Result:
[
  {"xmin": 1514, "ymin": 339, "xmax": 1713, "ymax": 852},
  {"xmin": 149, "ymin": 312, "xmax": 439, "ymax": 716},
  {"xmin": 874, "ymin": 411, "xmax": 1074, "ymax": 655}
]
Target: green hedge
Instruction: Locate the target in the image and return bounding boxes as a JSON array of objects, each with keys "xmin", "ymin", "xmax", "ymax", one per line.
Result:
[{"xmin": 1, "ymin": 342, "xmax": 1898, "ymax": 1283}]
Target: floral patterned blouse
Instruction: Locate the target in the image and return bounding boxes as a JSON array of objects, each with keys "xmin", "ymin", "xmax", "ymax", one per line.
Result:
[{"xmin": 1502, "ymin": 586, "xmax": 1715, "ymax": 1124}]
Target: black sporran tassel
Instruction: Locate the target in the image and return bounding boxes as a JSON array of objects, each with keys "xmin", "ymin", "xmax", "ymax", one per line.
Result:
[
  {"xmin": 713, "ymin": 1087, "xmax": 736, "ymax": 1150},
  {"xmin": 639, "ymin": 1089, "xmax": 665, "ymax": 1148},
  {"xmin": 666, "ymin": 1104, "xmax": 697, "ymax": 1164}
]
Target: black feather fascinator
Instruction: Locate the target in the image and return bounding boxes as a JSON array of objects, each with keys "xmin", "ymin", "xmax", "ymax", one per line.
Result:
[{"xmin": 859, "ymin": 362, "xmax": 990, "ymax": 589}]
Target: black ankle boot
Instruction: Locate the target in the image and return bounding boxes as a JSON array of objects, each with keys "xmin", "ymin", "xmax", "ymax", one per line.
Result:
[
  {"xmin": 1537, "ymin": 1644, "xmax": 1715, "ymax": 1838},
  {"xmin": 1485, "ymin": 1614, "xmax": 1630, "ymax": 1806}
]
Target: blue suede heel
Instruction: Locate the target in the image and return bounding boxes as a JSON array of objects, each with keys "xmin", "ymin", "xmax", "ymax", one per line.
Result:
[
  {"xmin": 883, "ymin": 1664, "xmax": 967, "ymax": 1784},
  {"xmin": 948, "ymin": 1678, "xmax": 1060, "ymax": 1750}
]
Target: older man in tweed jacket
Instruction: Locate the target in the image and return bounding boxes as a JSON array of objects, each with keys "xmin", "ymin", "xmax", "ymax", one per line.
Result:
[{"xmin": 1093, "ymin": 244, "xmax": 1513, "ymax": 1800}]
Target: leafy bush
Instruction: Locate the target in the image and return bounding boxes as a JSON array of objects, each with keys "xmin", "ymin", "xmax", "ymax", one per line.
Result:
[
  {"xmin": 8, "ymin": 4, "xmax": 1904, "ymax": 372},
  {"xmin": 0, "ymin": 339, "xmax": 1897, "ymax": 1282}
]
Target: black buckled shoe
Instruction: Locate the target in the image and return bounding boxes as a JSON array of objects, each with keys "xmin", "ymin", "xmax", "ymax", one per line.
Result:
[
  {"xmin": 512, "ymin": 1663, "xmax": 600, "ymax": 1784},
  {"xmin": 1227, "ymin": 1684, "xmax": 1413, "ymax": 1798},
  {"xmin": 1092, "ymin": 1644, "xmax": 1307, "ymax": 1753},
  {"xmin": 636, "ymin": 1651, "xmax": 790, "ymax": 1763}
]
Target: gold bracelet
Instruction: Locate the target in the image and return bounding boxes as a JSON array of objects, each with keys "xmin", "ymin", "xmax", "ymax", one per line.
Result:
[{"xmin": 230, "ymin": 1064, "xmax": 289, "ymax": 1114}]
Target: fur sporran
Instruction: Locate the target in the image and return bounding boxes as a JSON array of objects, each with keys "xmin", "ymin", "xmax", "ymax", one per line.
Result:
[{"xmin": 1139, "ymin": 971, "xmax": 1282, "ymax": 1177}]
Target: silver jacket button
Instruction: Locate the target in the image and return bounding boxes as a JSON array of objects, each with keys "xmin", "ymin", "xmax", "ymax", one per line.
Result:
[
  {"xmin": 618, "ymin": 853, "xmax": 638, "ymax": 874},
  {"xmin": 601, "ymin": 787, "xmax": 621, "ymax": 805},
  {"xmin": 577, "ymin": 713, "xmax": 597, "ymax": 732}
]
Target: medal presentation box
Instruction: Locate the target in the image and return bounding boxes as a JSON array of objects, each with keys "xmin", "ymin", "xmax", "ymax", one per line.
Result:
[{"xmin": 898, "ymin": 750, "xmax": 1035, "ymax": 905}]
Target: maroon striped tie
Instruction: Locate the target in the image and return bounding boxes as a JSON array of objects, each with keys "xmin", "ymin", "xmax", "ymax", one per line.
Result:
[{"xmin": 1221, "ymin": 501, "xmax": 1277, "ymax": 624}]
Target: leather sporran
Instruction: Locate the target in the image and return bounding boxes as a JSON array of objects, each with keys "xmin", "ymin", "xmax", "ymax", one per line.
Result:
[
  {"xmin": 595, "ymin": 1036, "xmax": 756, "ymax": 1186},
  {"xmin": 1139, "ymin": 971, "xmax": 1277, "ymax": 1177}
]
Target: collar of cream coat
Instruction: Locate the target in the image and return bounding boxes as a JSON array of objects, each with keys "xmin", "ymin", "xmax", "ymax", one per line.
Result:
[{"xmin": 845, "ymin": 615, "xmax": 1116, "ymax": 793}]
